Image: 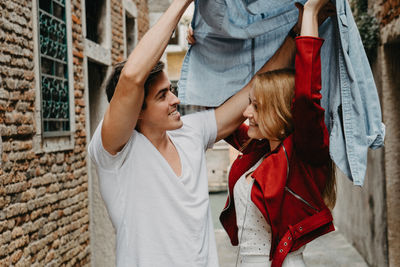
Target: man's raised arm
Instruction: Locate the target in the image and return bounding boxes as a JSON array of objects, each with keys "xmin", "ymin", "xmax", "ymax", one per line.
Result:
[
  {"xmin": 214, "ymin": 2, "xmax": 335, "ymax": 142},
  {"xmin": 214, "ymin": 34, "xmax": 297, "ymax": 142},
  {"xmin": 102, "ymin": 0, "xmax": 192, "ymax": 155}
]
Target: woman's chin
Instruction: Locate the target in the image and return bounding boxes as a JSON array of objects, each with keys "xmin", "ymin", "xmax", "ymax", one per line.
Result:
[{"xmin": 247, "ymin": 128, "xmax": 263, "ymax": 140}]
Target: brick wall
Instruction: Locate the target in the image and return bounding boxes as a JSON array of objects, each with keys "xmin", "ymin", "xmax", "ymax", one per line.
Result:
[
  {"xmin": 135, "ymin": 0, "xmax": 150, "ymax": 42},
  {"xmin": 0, "ymin": 0, "xmax": 89, "ymax": 265},
  {"xmin": 0, "ymin": 0, "xmax": 149, "ymax": 265},
  {"xmin": 111, "ymin": 0, "xmax": 125, "ymax": 63},
  {"xmin": 377, "ymin": 0, "xmax": 400, "ymax": 26},
  {"xmin": 111, "ymin": 0, "xmax": 149, "ymax": 63}
]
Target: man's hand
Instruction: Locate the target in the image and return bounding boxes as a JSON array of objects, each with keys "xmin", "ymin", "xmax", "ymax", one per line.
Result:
[{"xmin": 186, "ymin": 25, "xmax": 196, "ymax": 45}]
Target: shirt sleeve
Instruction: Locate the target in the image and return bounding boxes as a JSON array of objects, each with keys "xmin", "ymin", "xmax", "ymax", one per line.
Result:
[
  {"xmin": 181, "ymin": 109, "xmax": 217, "ymax": 150},
  {"xmin": 88, "ymin": 120, "xmax": 136, "ymax": 171},
  {"xmin": 293, "ymin": 36, "xmax": 330, "ymax": 165}
]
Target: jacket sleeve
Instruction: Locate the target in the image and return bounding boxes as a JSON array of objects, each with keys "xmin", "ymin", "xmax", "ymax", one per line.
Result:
[{"xmin": 293, "ymin": 37, "xmax": 330, "ymax": 165}]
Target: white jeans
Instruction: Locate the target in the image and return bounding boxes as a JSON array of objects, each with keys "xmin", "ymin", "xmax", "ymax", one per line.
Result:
[{"xmin": 239, "ymin": 253, "xmax": 306, "ymax": 267}]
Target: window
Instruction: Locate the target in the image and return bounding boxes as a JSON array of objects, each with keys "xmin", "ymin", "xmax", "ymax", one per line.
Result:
[
  {"xmin": 169, "ymin": 27, "xmax": 179, "ymax": 45},
  {"xmin": 85, "ymin": 0, "xmax": 107, "ymax": 44},
  {"xmin": 125, "ymin": 12, "xmax": 136, "ymax": 55},
  {"xmin": 123, "ymin": 0, "xmax": 138, "ymax": 58},
  {"xmin": 38, "ymin": 0, "xmax": 70, "ymax": 136}
]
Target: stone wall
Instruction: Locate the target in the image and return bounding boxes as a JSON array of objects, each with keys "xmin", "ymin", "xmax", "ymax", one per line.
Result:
[
  {"xmin": 0, "ymin": 0, "xmax": 90, "ymax": 265},
  {"xmin": 0, "ymin": 0, "xmax": 149, "ymax": 265},
  {"xmin": 375, "ymin": 2, "xmax": 400, "ymax": 266},
  {"xmin": 111, "ymin": 0, "xmax": 149, "ymax": 64},
  {"xmin": 333, "ymin": 1, "xmax": 400, "ymax": 267},
  {"xmin": 377, "ymin": 0, "xmax": 400, "ymax": 26}
]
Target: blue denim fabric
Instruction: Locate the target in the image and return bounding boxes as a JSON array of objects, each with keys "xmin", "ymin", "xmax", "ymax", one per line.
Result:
[{"xmin": 178, "ymin": 0, "xmax": 385, "ymax": 185}]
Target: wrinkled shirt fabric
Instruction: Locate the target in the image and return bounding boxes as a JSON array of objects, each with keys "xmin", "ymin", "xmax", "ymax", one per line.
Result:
[{"xmin": 178, "ymin": 0, "xmax": 385, "ymax": 186}]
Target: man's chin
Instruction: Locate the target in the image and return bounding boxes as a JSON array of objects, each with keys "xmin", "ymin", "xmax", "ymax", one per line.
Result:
[{"xmin": 167, "ymin": 120, "xmax": 183, "ymax": 131}]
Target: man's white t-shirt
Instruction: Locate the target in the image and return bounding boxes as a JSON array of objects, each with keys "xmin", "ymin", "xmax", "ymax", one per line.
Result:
[{"xmin": 88, "ymin": 110, "xmax": 219, "ymax": 267}]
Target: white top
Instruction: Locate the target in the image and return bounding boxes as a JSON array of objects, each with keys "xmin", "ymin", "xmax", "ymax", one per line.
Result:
[
  {"xmin": 88, "ymin": 110, "xmax": 219, "ymax": 267},
  {"xmin": 234, "ymin": 158, "xmax": 272, "ymax": 256},
  {"xmin": 234, "ymin": 158, "xmax": 305, "ymax": 266}
]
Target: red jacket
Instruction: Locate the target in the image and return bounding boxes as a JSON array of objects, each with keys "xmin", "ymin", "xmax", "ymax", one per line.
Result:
[{"xmin": 220, "ymin": 37, "xmax": 334, "ymax": 267}]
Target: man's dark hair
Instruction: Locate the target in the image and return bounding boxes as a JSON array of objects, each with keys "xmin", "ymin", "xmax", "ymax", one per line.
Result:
[{"xmin": 105, "ymin": 61, "xmax": 165, "ymax": 109}]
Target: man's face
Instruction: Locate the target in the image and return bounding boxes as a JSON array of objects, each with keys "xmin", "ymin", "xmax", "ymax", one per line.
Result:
[{"xmin": 138, "ymin": 71, "xmax": 183, "ymax": 132}]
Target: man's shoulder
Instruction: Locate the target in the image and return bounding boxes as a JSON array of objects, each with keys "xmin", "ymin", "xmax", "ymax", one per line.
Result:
[{"xmin": 181, "ymin": 109, "xmax": 215, "ymax": 125}]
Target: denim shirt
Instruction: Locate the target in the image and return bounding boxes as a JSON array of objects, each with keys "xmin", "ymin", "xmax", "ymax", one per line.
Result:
[{"xmin": 178, "ymin": 0, "xmax": 385, "ymax": 186}]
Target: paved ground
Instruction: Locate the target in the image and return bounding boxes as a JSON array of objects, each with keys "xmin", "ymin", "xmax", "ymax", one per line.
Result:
[
  {"xmin": 210, "ymin": 192, "xmax": 369, "ymax": 266},
  {"xmin": 214, "ymin": 229, "xmax": 369, "ymax": 267}
]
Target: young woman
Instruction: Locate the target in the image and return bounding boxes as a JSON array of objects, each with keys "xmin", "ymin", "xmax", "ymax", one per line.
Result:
[{"xmin": 219, "ymin": 0, "xmax": 336, "ymax": 266}]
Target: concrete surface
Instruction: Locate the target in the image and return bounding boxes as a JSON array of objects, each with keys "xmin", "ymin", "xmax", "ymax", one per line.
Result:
[{"xmin": 215, "ymin": 229, "xmax": 369, "ymax": 267}]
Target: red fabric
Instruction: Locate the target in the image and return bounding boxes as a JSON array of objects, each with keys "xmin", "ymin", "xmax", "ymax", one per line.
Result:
[{"xmin": 220, "ymin": 37, "xmax": 335, "ymax": 267}]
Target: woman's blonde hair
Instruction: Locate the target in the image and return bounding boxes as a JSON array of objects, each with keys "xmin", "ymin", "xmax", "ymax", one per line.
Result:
[
  {"xmin": 252, "ymin": 69, "xmax": 295, "ymax": 141},
  {"xmin": 251, "ymin": 69, "xmax": 336, "ymax": 209}
]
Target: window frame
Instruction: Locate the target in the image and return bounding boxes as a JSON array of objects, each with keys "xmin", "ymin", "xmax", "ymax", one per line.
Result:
[
  {"xmin": 32, "ymin": 0, "xmax": 76, "ymax": 152},
  {"xmin": 123, "ymin": 0, "xmax": 138, "ymax": 59}
]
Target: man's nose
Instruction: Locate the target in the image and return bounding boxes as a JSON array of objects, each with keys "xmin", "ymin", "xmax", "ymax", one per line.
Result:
[{"xmin": 170, "ymin": 91, "xmax": 180, "ymax": 105}]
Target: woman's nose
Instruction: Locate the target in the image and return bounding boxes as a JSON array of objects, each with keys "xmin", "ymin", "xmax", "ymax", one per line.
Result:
[{"xmin": 243, "ymin": 104, "xmax": 252, "ymax": 118}]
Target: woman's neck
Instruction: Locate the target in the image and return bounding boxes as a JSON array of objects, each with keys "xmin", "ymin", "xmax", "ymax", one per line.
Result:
[{"xmin": 269, "ymin": 139, "xmax": 281, "ymax": 151}]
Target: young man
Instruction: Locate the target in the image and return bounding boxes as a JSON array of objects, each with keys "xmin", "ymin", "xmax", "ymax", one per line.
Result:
[{"xmin": 88, "ymin": 0, "xmax": 297, "ymax": 266}]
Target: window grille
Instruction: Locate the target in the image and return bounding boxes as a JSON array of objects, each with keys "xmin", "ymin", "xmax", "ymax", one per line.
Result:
[{"xmin": 38, "ymin": 0, "xmax": 70, "ymax": 136}]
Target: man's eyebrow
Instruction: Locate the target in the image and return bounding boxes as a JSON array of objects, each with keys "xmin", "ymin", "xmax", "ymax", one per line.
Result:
[{"xmin": 154, "ymin": 88, "xmax": 169, "ymax": 98}]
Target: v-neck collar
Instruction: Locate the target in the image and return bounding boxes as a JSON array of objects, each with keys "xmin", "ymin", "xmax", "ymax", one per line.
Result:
[{"xmin": 138, "ymin": 131, "xmax": 184, "ymax": 179}]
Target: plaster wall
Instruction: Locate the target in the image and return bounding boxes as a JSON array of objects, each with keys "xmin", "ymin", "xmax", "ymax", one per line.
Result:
[
  {"xmin": 87, "ymin": 62, "xmax": 114, "ymax": 267},
  {"xmin": 332, "ymin": 148, "xmax": 388, "ymax": 267},
  {"xmin": 380, "ymin": 39, "xmax": 400, "ymax": 267},
  {"xmin": 84, "ymin": 0, "xmax": 149, "ymax": 266},
  {"xmin": 333, "ymin": 7, "xmax": 400, "ymax": 267}
]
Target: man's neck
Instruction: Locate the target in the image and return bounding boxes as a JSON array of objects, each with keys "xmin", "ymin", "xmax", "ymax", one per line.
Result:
[{"xmin": 140, "ymin": 126, "xmax": 171, "ymax": 151}]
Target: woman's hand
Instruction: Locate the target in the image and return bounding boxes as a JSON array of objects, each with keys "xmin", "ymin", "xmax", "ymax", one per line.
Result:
[
  {"xmin": 186, "ymin": 25, "xmax": 196, "ymax": 45},
  {"xmin": 301, "ymin": 0, "xmax": 335, "ymax": 37},
  {"xmin": 304, "ymin": 0, "xmax": 330, "ymax": 13},
  {"xmin": 293, "ymin": 1, "xmax": 335, "ymax": 35}
]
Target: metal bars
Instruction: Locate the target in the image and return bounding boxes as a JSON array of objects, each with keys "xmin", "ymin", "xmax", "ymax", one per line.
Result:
[{"xmin": 38, "ymin": 0, "xmax": 70, "ymax": 135}]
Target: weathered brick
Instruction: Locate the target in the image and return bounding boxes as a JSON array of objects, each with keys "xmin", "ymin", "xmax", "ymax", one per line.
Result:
[
  {"xmin": 20, "ymin": 188, "xmax": 36, "ymax": 201},
  {"xmin": 5, "ymin": 182, "xmax": 28, "ymax": 194},
  {"xmin": 17, "ymin": 125, "xmax": 34, "ymax": 135},
  {"xmin": 10, "ymin": 249, "xmax": 23, "ymax": 264},
  {"xmin": 6, "ymin": 203, "xmax": 28, "ymax": 218},
  {"xmin": 1, "ymin": 230, "xmax": 12, "ymax": 244},
  {"xmin": 9, "ymin": 236, "xmax": 29, "ymax": 251},
  {"xmin": 11, "ymin": 226, "xmax": 24, "ymax": 239}
]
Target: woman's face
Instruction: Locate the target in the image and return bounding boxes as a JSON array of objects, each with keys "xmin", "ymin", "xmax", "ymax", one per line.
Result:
[{"xmin": 243, "ymin": 89, "xmax": 265, "ymax": 140}]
